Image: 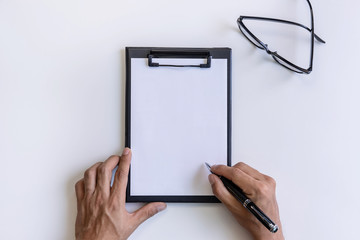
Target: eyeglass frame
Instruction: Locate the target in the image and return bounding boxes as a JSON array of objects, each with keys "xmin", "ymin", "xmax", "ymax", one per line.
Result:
[{"xmin": 237, "ymin": 0, "xmax": 325, "ymax": 74}]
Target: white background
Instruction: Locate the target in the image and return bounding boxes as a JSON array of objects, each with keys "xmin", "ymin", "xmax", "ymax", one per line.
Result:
[{"xmin": 0, "ymin": 0, "xmax": 359, "ymax": 240}]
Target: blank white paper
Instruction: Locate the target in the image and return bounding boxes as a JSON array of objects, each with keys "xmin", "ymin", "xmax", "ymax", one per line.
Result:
[{"xmin": 130, "ymin": 58, "xmax": 228, "ymax": 196}]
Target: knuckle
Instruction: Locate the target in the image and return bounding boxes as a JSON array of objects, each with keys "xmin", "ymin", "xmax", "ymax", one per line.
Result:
[
  {"xmin": 84, "ymin": 162, "xmax": 102, "ymax": 179},
  {"xmin": 266, "ymin": 176, "xmax": 276, "ymax": 187},
  {"xmin": 84, "ymin": 169, "xmax": 95, "ymax": 179},
  {"xmin": 116, "ymin": 167, "xmax": 128, "ymax": 178},
  {"xmin": 255, "ymin": 182, "xmax": 270, "ymax": 196},
  {"xmin": 236, "ymin": 162, "xmax": 246, "ymax": 169},
  {"xmin": 211, "ymin": 182, "xmax": 224, "ymax": 199},
  {"xmin": 212, "ymin": 184, "xmax": 221, "ymax": 196},
  {"xmin": 75, "ymin": 179, "xmax": 81, "ymax": 187},
  {"xmin": 232, "ymin": 168, "xmax": 243, "ymax": 179},
  {"xmin": 97, "ymin": 164, "xmax": 108, "ymax": 176},
  {"xmin": 145, "ymin": 208, "xmax": 157, "ymax": 218},
  {"xmin": 75, "ymin": 179, "xmax": 83, "ymax": 190},
  {"xmin": 211, "ymin": 184, "xmax": 219, "ymax": 195}
]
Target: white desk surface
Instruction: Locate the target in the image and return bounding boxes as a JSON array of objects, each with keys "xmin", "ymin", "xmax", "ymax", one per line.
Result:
[{"xmin": 1, "ymin": 0, "xmax": 359, "ymax": 239}]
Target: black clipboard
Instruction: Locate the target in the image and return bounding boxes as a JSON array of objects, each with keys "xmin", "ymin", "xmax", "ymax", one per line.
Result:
[{"xmin": 125, "ymin": 47, "xmax": 231, "ymax": 203}]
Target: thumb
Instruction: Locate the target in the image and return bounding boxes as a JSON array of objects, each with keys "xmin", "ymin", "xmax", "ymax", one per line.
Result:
[{"xmin": 133, "ymin": 202, "xmax": 167, "ymax": 226}]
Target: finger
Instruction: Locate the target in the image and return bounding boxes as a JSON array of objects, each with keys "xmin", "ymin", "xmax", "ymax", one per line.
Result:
[
  {"xmin": 96, "ymin": 155, "xmax": 120, "ymax": 197},
  {"xmin": 233, "ymin": 162, "xmax": 266, "ymax": 181},
  {"xmin": 209, "ymin": 174, "xmax": 258, "ymax": 224},
  {"xmin": 211, "ymin": 164, "xmax": 257, "ymax": 195},
  {"xmin": 132, "ymin": 202, "xmax": 167, "ymax": 227},
  {"xmin": 208, "ymin": 174, "xmax": 236, "ymax": 206},
  {"xmin": 112, "ymin": 148, "xmax": 132, "ymax": 202},
  {"xmin": 75, "ymin": 179, "xmax": 85, "ymax": 206},
  {"xmin": 84, "ymin": 162, "xmax": 102, "ymax": 196}
]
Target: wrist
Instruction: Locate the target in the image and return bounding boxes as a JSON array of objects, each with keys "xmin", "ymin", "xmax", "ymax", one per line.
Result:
[{"xmin": 252, "ymin": 231, "xmax": 284, "ymax": 240}]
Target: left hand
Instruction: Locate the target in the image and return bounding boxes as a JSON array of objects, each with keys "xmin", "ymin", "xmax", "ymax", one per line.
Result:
[{"xmin": 75, "ymin": 148, "xmax": 167, "ymax": 240}]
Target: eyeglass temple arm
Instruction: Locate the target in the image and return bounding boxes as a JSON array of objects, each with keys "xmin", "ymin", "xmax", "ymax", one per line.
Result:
[{"xmin": 238, "ymin": 16, "xmax": 326, "ymax": 44}]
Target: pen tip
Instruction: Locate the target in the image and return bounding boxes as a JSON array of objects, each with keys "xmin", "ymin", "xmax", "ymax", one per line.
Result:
[{"xmin": 204, "ymin": 162, "xmax": 211, "ymax": 169}]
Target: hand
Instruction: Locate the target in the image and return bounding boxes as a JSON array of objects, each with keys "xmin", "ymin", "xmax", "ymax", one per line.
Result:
[
  {"xmin": 208, "ymin": 162, "xmax": 284, "ymax": 240},
  {"xmin": 75, "ymin": 148, "xmax": 167, "ymax": 240}
]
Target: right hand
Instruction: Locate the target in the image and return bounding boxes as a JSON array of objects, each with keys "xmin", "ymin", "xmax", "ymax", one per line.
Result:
[{"xmin": 208, "ymin": 162, "xmax": 284, "ymax": 240}]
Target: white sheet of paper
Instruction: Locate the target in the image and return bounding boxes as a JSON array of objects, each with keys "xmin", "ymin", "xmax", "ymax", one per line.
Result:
[{"xmin": 130, "ymin": 58, "xmax": 228, "ymax": 196}]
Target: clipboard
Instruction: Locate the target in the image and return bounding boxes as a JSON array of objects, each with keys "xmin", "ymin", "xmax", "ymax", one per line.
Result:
[{"xmin": 125, "ymin": 47, "xmax": 231, "ymax": 203}]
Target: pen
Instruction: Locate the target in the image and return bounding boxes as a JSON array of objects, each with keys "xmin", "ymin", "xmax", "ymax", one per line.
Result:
[{"xmin": 205, "ymin": 162, "xmax": 278, "ymax": 233}]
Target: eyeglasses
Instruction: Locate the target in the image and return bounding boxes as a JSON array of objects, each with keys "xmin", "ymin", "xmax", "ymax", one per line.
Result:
[{"xmin": 237, "ymin": 0, "xmax": 325, "ymax": 74}]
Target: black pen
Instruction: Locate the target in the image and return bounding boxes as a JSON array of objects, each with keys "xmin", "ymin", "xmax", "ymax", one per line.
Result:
[{"xmin": 205, "ymin": 162, "xmax": 278, "ymax": 233}]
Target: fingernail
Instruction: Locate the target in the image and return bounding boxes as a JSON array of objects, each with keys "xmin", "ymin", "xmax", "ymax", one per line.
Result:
[
  {"xmin": 208, "ymin": 174, "xmax": 215, "ymax": 185},
  {"xmin": 122, "ymin": 147, "xmax": 130, "ymax": 156},
  {"xmin": 157, "ymin": 203, "xmax": 167, "ymax": 212}
]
